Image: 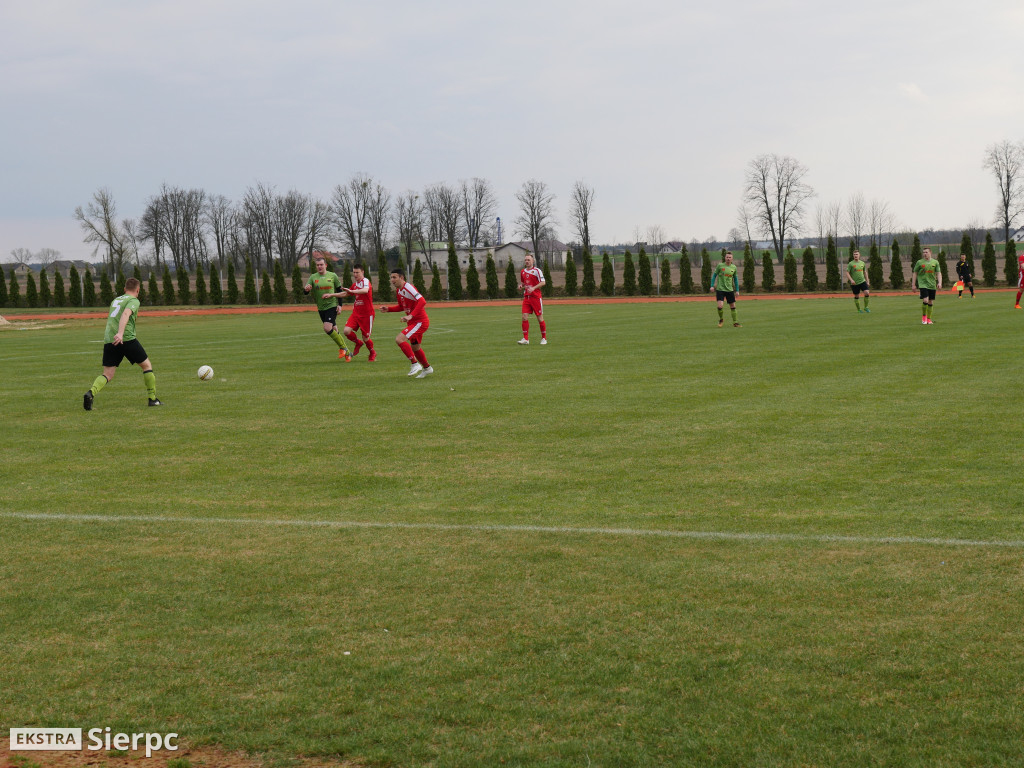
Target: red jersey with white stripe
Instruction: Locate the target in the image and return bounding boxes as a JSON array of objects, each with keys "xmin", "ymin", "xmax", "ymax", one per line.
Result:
[
  {"xmin": 387, "ymin": 282, "xmax": 428, "ymax": 322},
  {"xmin": 349, "ymin": 277, "xmax": 375, "ymax": 317},
  {"xmin": 521, "ymin": 267, "xmax": 545, "ymax": 295}
]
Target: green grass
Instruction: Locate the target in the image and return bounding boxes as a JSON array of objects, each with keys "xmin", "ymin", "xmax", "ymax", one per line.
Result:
[{"xmin": 2, "ymin": 293, "xmax": 1024, "ymax": 767}]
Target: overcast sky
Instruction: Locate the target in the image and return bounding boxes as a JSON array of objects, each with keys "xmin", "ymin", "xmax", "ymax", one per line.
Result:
[{"xmin": 2, "ymin": 0, "xmax": 1023, "ymax": 261}]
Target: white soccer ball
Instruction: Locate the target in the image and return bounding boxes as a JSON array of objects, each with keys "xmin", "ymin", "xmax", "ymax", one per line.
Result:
[{"xmin": 197, "ymin": 365, "xmax": 214, "ymax": 381}]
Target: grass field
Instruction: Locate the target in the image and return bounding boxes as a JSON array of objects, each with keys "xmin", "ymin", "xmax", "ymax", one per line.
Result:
[{"xmin": 3, "ymin": 293, "xmax": 1024, "ymax": 767}]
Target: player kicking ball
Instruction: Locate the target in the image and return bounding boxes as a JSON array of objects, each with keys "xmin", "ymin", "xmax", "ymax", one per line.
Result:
[
  {"xmin": 331, "ymin": 262, "xmax": 376, "ymax": 361},
  {"xmin": 303, "ymin": 255, "xmax": 351, "ymax": 360},
  {"xmin": 379, "ymin": 268, "xmax": 433, "ymax": 378},
  {"xmin": 517, "ymin": 253, "xmax": 547, "ymax": 345}
]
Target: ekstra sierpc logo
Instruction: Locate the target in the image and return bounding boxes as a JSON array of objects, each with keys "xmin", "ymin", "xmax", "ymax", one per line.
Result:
[{"xmin": 10, "ymin": 728, "xmax": 178, "ymax": 757}]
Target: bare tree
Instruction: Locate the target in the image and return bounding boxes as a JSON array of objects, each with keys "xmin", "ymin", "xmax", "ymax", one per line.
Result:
[
  {"xmin": 35, "ymin": 247, "xmax": 61, "ymax": 267},
  {"xmin": 647, "ymin": 225, "xmax": 666, "ymax": 253},
  {"xmin": 393, "ymin": 191, "xmax": 424, "ymax": 270},
  {"xmin": 743, "ymin": 154, "xmax": 814, "ymax": 264},
  {"xmin": 983, "ymin": 140, "xmax": 1024, "ymax": 244},
  {"xmin": 205, "ymin": 194, "xmax": 236, "ymax": 269},
  {"xmin": 431, "ymin": 182, "xmax": 461, "ymax": 245},
  {"xmin": 844, "ymin": 192, "xmax": 867, "ymax": 248},
  {"xmin": 10, "ymin": 247, "xmax": 33, "ymax": 263},
  {"xmin": 568, "ymin": 181, "xmax": 595, "ymax": 254},
  {"xmin": 366, "ymin": 181, "xmax": 392, "ymax": 258},
  {"xmin": 813, "ymin": 201, "xmax": 830, "ymax": 260},
  {"xmin": 139, "ymin": 197, "xmax": 165, "ymax": 269},
  {"xmin": 273, "ymin": 190, "xmax": 310, "ymax": 270},
  {"xmin": 300, "ymin": 198, "xmax": 333, "ymax": 266},
  {"xmin": 74, "ymin": 187, "xmax": 129, "ymax": 276},
  {"xmin": 460, "ymin": 178, "xmax": 497, "ymax": 249},
  {"xmin": 515, "ymin": 179, "xmax": 556, "ymax": 258},
  {"xmin": 121, "ymin": 219, "xmax": 141, "ymax": 266},
  {"xmin": 868, "ymin": 198, "xmax": 895, "ymax": 249},
  {"xmin": 332, "ymin": 173, "xmax": 373, "ymax": 260},
  {"xmin": 151, "ymin": 184, "xmax": 208, "ymax": 270},
  {"xmin": 736, "ymin": 203, "xmax": 756, "ymax": 249},
  {"xmin": 242, "ymin": 183, "xmax": 275, "ymax": 270}
]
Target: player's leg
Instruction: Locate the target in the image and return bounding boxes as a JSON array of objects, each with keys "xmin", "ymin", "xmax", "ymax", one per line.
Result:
[
  {"xmin": 364, "ymin": 317, "xmax": 376, "ymax": 360},
  {"xmin": 729, "ymin": 299, "xmax": 740, "ymax": 327},
  {"xmin": 862, "ymin": 287, "xmax": 870, "ymax": 312},
  {"xmin": 344, "ymin": 317, "xmax": 362, "ymax": 356},
  {"xmin": 1016, "ymin": 276, "xmax": 1022, "ymax": 308},
  {"xmin": 86, "ymin": 344, "xmax": 123, "ymax": 410},
  {"xmin": 968, "ymin": 279, "xmax": 974, "ymax": 297},
  {"xmin": 520, "ymin": 309, "xmax": 530, "ymax": 343},
  {"xmin": 852, "ymin": 284, "xmax": 861, "ymax": 312},
  {"xmin": 411, "ymin": 334, "xmax": 433, "ymax": 378},
  {"xmin": 396, "ymin": 328, "xmax": 421, "ymax": 375},
  {"xmin": 716, "ymin": 298, "xmax": 724, "ymax": 327},
  {"xmin": 536, "ymin": 310, "xmax": 547, "ymax": 344},
  {"xmin": 138, "ymin": 358, "xmax": 161, "ymax": 405}
]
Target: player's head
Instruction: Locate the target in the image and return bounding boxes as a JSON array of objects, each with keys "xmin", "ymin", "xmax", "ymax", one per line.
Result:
[
  {"xmin": 390, "ymin": 267, "xmax": 406, "ymax": 288},
  {"xmin": 352, "ymin": 263, "xmax": 364, "ymax": 278},
  {"xmin": 124, "ymin": 277, "xmax": 140, "ymax": 295},
  {"xmin": 853, "ymin": 250, "xmax": 861, "ymax": 260},
  {"xmin": 314, "ymin": 255, "xmax": 327, "ymax": 273},
  {"xmin": 923, "ymin": 247, "xmax": 932, "ymax": 257},
  {"xmin": 524, "ymin": 253, "xmax": 534, "ymax": 269},
  {"xmin": 959, "ymin": 253, "xmax": 966, "ymax": 261},
  {"xmin": 724, "ymin": 251, "xmax": 733, "ymax": 264}
]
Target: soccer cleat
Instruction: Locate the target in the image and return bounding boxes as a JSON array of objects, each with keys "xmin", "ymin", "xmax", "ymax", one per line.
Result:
[
  {"xmin": 926, "ymin": 318, "xmax": 934, "ymax": 324},
  {"xmin": 415, "ymin": 366, "xmax": 434, "ymax": 378},
  {"xmin": 540, "ymin": 338, "xmax": 547, "ymax": 345},
  {"xmin": 733, "ymin": 323, "xmax": 742, "ymax": 327},
  {"xmin": 408, "ymin": 362, "xmax": 424, "ymax": 376},
  {"xmin": 857, "ymin": 309, "xmax": 863, "ymax": 313},
  {"xmin": 864, "ymin": 308, "xmax": 870, "ymax": 313},
  {"xmin": 368, "ymin": 351, "xmax": 377, "ymax": 361},
  {"xmin": 148, "ymin": 398, "xmax": 163, "ymax": 406},
  {"xmin": 517, "ymin": 338, "xmax": 529, "ymax": 345},
  {"xmin": 921, "ymin": 318, "xmax": 927, "ymax": 324},
  {"xmin": 83, "ymin": 391, "xmax": 93, "ymax": 411},
  {"xmin": 1016, "ymin": 304, "xmax": 1022, "ymax": 309},
  {"xmin": 339, "ymin": 348, "xmax": 352, "ymax": 361},
  {"xmin": 717, "ymin": 320, "xmax": 723, "ymax": 327}
]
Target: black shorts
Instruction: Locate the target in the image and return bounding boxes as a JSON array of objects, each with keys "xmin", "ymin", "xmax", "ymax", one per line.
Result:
[
  {"xmin": 919, "ymin": 288, "xmax": 936, "ymax": 301},
  {"xmin": 318, "ymin": 307, "xmax": 338, "ymax": 326},
  {"xmin": 715, "ymin": 290, "xmax": 736, "ymax": 303},
  {"xmin": 851, "ymin": 282, "xmax": 869, "ymax": 296},
  {"xmin": 102, "ymin": 339, "xmax": 148, "ymax": 368}
]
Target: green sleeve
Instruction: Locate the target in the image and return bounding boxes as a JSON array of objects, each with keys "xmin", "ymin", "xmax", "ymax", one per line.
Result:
[{"xmin": 304, "ymin": 274, "xmax": 315, "ymax": 288}]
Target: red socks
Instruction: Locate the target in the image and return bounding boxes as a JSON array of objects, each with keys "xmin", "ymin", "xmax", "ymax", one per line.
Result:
[
  {"xmin": 1016, "ymin": 290, "xmax": 1022, "ymax": 304},
  {"xmin": 398, "ymin": 341, "xmax": 415, "ymax": 361},
  {"xmin": 522, "ymin": 320, "xmax": 529, "ymax": 339},
  {"xmin": 366, "ymin": 339, "xmax": 374, "ymax": 353},
  {"xmin": 539, "ymin": 320, "xmax": 546, "ymax": 339},
  {"xmin": 414, "ymin": 348, "xmax": 429, "ymax": 367}
]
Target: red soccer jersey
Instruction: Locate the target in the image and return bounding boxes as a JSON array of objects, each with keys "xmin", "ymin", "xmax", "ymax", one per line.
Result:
[
  {"xmin": 388, "ymin": 282, "xmax": 428, "ymax": 322},
  {"xmin": 521, "ymin": 266, "xmax": 545, "ymax": 295},
  {"xmin": 349, "ymin": 277, "xmax": 375, "ymax": 317},
  {"xmin": 1017, "ymin": 254, "xmax": 1024, "ymax": 268}
]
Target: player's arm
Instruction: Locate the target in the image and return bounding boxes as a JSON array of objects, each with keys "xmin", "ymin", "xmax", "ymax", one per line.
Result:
[
  {"xmin": 346, "ymin": 282, "xmax": 371, "ymax": 295},
  {"xmin": 303, "ymin": 274, "xmax": 314, "ymax": 294},
  {"xmin": 710, "ymin": 266, "xmax": 718, "ymax": 291},
  {"xmin": 112, "ymin": 306, "xmax": 135, "ymax": 345},
  {"xmin": 379, "ymin": 303, "xmax": 402, "ymax": 313}
]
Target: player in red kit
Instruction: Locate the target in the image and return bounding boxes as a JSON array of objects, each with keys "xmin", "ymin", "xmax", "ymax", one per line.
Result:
[
  {"xmin": 518, "ymin": 253, "xmax": 547, "ymax": 345},
  {"xmin": 337, "ymin": 263, "xmax": 376, "ymax": 360},
  {"xmin": 379, "ymin": 267, "xmax": 433, "ymax": 378},
  {"xmin": 1015, "ymin": 253, "xmax": 1024, "ymax": 309}
]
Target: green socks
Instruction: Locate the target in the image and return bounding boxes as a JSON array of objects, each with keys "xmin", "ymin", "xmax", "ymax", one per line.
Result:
[
  {"xmin": 863, "ymin": 295, "xmax": 869, "ymax": 309},
  {"xmin": 717, "ymin": 307, "xmax": 724, "ymax": 321},
  {"xmin": 328, "ymin": 329, "xmax": 345, "ymax": 348},
  {"xmin": 90, "ymin": 375, "xmax": 107, "ymax": 396},
  {"xmin": 143, "ymin": 371, "xmax": 156, "ymax": 400},
  {"xmin": 731, "ymin": 308, "xmax": 738, "ymax": 323},
  {"xmin": 926, "ymin": 304, "xmax": 933, "ymax": 319},
  {"xmin": 854, "ymin": 298, "xmax": 861, "ymax": 311}
]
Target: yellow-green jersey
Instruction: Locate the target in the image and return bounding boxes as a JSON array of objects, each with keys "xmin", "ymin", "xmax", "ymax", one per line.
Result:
[
  {"xmin": 103, "ymin": 294, "xmax": 141, "ymax": 343},
  {"xmin": 712, "ymin": 262, "xmax": 738, "ymax": 292},
  {"xmin": 305, "ymin": 271, "xmax": 342, "ymax": 311},
  {"xmin": 847, "ymin": 259, "xmax": 867, "ymax": 285},
  {"xmin": 913, "ymin": 259, "xmax": 940, "ymax": 290}
]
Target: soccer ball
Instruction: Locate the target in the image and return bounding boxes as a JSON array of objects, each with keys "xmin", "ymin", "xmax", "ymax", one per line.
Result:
[{"xmin": 197, "ymin": 365, "xmax": 214, "ymax": 381}]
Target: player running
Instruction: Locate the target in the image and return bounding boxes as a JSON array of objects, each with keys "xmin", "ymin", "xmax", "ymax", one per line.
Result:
[
  {"xmin": 912, "ymin": 247, "xmax": 942, "ymax": 324},
  {"xmin": 1015, "ymin": 252, "xmax": 1024, "ymax": 309},
  {"xmin": 847, "ymin": 250, "xmax": 871, "ymax": 313},
  {"xmin": 379, "ymin": 268, "xmax": 433, "ymax": 378},
  {"xmin": 517, "ymin": 253, "xmax": 547, "ymax": 345},
  {"xmin": 955, "ymin": 253, "xmax": 974, "ymax": 298},
  {"xmin": 83, "ymin": 277, "xmax": 161, "ymax": 410},
  {"xmin": 709, "ymin": 251, "xmax": 741, "ymax": 327},
  {"xmin": 332, "ymin": 262, "xmax": 376, "ymax": 360},
  {"xmin": 303, "ymin": 255, "xmax": 350, "ymax": 361}
]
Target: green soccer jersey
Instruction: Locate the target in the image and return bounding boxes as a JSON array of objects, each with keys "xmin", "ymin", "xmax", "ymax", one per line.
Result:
[
  {"xmin": 914, "ymin": 259, "xmax": 939, "ymax": 290},
  {"xmin": 848, "ymin": 259, "xmax": 867, "ymax": 284},
  {"xmin": 713, "ymin": 263, "xmax": 738, "ymax": 292},
  {"xmin": 103, "ymin": 294, "xmax": 141, "ymax": 343},
  {"xmin": 305, "ymin": 271, "xmax": 342, "ymax": 310}
]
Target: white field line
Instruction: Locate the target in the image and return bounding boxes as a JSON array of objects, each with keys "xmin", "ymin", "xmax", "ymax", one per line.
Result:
[{"xmin": 2, "ymin": 511, "xmax": 1023, "ymax": 549}]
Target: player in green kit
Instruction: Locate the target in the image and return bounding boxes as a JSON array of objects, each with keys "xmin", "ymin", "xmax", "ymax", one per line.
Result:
[
  {"xmin": 846, "ymin": 250, "xmax": 871, "ymax": 313},
  {"xmin": 709, "ymin": 251, "xmax": 741, "ymax": 327},
  {"xmin": 83, "ymin": 277, "xmax": 160, "ymax": 410},
  {"xmin": 912, "ymin": 247, "xmax": 942, "ymax": 324},
  {"xmin": 303, "ymin": 255, "xmax": 351, "ymax": 360}
]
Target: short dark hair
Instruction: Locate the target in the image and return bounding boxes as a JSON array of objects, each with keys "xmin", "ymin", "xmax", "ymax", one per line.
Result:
[
  {"xmin": 352, "ymin": 262, "xmax": 365, "ymax": 272},
  {"xmin": 125, "ymin": 277, "xmax": 140, "ymax": 291},
  {"xmin": 390, "ymin": 267, "xmax": 406, "ymax": 278},
  {"xmin": 314, "ymin": 255, "xmax": 326, "ymax": 264}
]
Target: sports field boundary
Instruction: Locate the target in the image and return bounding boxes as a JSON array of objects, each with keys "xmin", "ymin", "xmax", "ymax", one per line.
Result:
[
  {"xmin": 2, "ymin": 287, "xmax": 1016, "ymax": 322},
  {"xmin": 4, "ymin": 511, "xmax": 1023, "ymax": 549}
]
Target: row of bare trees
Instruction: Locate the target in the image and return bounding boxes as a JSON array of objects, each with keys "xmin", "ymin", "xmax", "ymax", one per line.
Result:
[{"xmin": 74, "ymin": 177, "xmax": 599, "ymax": 276}]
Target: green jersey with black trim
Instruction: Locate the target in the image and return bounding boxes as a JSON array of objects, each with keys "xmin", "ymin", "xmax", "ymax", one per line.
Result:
[
  {"xmin": 914, "ymin": 259, "xmax": 939, "ymax": 290},
  {"xmin": 713, "ymin": 263, "xmax": 737, "ymax": 292},
  {"xmin": 305, "ymin": 271, "xmax": 342, "ymax": 310},
  {"xmin": 103, "ymin": 294, "xmax": 141, "ymax": 343},
  {"xmin": 848, "ymin": 260, "xmax": 867, "ymax": 284}
]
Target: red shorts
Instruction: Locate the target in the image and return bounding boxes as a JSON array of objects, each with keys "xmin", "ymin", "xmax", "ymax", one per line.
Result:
[
  {"xmin": 345, "ymin": 313, "xmax": 374, "ymax": 335},
  {"xmin": 522, "ymin": 293, "xmax": 543, "ymax": 315},
  {"xmin": 402, "ymin": 317, "xmax": 429, "ymax": 344}
]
